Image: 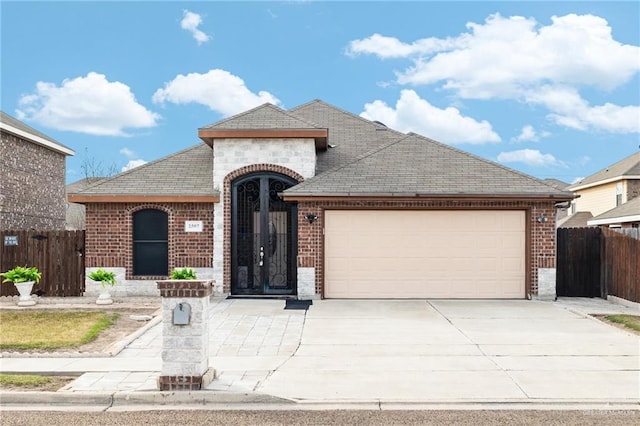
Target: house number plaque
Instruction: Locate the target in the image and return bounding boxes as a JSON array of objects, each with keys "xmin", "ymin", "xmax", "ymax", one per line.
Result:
[{"xmin": 185, "ymin": 221, "xmax": 203, "ymax": 233}]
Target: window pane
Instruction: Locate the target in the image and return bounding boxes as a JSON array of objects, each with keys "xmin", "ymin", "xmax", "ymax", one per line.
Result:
[
  {"xmin": 133, "ymin": 209, "xmax": 169, "ymax": 276},
  {"xmin": 133, "ymin": 242, "xmax": 168, "ymax": 275},
  {"xmin": 133, "ymin": 210, "xmax": 168, "ymax": 240}
]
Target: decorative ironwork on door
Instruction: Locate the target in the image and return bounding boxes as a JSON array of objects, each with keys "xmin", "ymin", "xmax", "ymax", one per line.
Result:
[{"xmin": 231, "ymin": 173, "xmax": 297, "ymax": 295}]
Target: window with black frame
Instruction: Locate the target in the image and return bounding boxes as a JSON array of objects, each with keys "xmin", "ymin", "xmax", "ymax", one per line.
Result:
[{"xmin": 132, "ymin": 209, "xmax": 168, "ymax": 276}]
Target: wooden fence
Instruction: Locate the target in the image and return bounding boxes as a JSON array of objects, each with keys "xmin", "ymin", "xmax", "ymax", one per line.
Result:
[
  {"xmin": 0, "ymin": 230, "xmax": 85, "ymax": 297},
  {"xmin": 557, "ymin": 227, "xmax": 640, "ymax": 303},
  {"xmin": 602, "ymin": 228, "xmax": 640, "ymax": 303}
]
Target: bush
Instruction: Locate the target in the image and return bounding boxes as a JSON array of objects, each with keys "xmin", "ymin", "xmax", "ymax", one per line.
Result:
[
  {"xmin": 170, "ymin": 268, "xmax": 197, "ymax": 280},
  {"xmin": 88, "ymin": 269, "xmax": 116, "ymax": 287}
]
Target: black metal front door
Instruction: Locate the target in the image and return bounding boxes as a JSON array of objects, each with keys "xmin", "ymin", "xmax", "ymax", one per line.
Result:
[{"xmin": 231, "ymin": 173, "xmax": 297, "ymax": 295}]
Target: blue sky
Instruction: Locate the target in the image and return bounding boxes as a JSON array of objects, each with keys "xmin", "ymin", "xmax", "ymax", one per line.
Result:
[{"xmin": 2, "ymin": 1, "xmax": 639, "ymax": 185}]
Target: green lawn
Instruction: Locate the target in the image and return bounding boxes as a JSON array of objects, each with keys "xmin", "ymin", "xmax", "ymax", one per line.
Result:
[
  {"xmin": 605, "ymin": 314, "xmax": 640, "ymax": 332},
  {"xmin": 0, "ymin": 310, "xmax": 118, "ymax": 350}
]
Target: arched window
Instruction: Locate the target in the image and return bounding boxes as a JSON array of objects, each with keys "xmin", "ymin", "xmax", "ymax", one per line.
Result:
[{"xmin": 133, "ymin": 209, "xmax": 168, "ymax": 276}]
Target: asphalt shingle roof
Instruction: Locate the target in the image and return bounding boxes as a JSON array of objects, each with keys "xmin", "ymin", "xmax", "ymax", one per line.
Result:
[
  {"xmin": 590, "ymin": 196, "xmax": 640, "ymax": 221},
  {"xmin": 201, "ymin": 103, "xmax": 322, "ymax": 130},
  {"xmin": 290, "ymin": 100, "xmax": 403, "ymax": 174},
  {"xmin": 284, "ymin": 132, "xmax": 572, "ymax": 198},
  {"xmin": 558, "ymin": 212, "xmax": 594, "ymax": 228},
  {"xmin": 570, "ymin": 152, "xmax": 640, "ymax": 189},
  {"xmin": 72, "ymin": 99, "xmax": 573, "ymax": 200},
  {"xmin": 73, "ymin": 144, "xmax": 214, "ymax": 196}
]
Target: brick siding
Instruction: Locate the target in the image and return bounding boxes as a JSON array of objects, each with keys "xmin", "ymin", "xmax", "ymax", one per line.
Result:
[
  {"xmin": 0, "ymin": 131, "xmax": 66, "ymax": 230},
  {"xmin": 85, "ymin": 202, "xmax": 214, "ymax": 279}
]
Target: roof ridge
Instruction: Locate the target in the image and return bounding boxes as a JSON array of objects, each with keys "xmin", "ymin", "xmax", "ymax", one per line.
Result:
[
  {"xmin": 200, "ymin": 103, "xmax": 323, "ymax": 130},
  {"xmin": 199, "ymin": 103, "xmax": 277, "ymax": 128},
  {"xmin": 406, "ymin": 132, "xmax": 569, "ymax": 193},
  {"xmin": 289, "ymin": 99, "xmax": 405, "ymax": 136},
  {"xmin": 75, "ymin": 143, "xmax": 208, "ymax": 194}
]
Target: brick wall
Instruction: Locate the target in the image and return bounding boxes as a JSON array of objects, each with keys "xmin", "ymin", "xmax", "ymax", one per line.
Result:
[
  {"xmin": 627, "ymin": 179, "xmax": 640, "ymax": 202},
  {"xmin": 0, "ymin": 131, "xmax": 66, "ymax": 230},
  {"xmin": 296, "ymin": 199, "xmax": 558, "ymax": 297},
  {"xmin": 85, "ymin": 202, "xmax": 214, "ymax": 279}
]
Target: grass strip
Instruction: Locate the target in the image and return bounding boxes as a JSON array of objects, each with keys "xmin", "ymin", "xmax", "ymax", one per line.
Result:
[
  {"xmin": 0, "ymin": 311, "xmax": 118, "ymax": 350},
  {"xmin": 0, "ymin": 373, "xmax": 52, "ymax": 387},
  {"xmin": 605, "ymin": 314, "xmax": 640, "ymax": 332}
]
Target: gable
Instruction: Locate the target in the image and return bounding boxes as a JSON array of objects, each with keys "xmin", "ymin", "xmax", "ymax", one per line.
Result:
[{"xmin": 198, "ymin": 103, "xmax": 328, "ymax": 150}]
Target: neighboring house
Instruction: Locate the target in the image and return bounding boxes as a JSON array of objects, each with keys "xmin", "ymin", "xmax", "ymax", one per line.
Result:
[
  {"xmin": 0, "ymin": 111, "xmax": 75, "ymax": 230},
  {"xmin": 65, "ymin": 178, "xmax": 106, "ymax": 230},
  {"xmin": 587, "ymin": 196, "xmax": 640, "ymax": 228},
  {"xmin": 69, "ymin": 100, "xmax": 572, "ymax": 300},
  {"xmin": 563, "ymin": 152, "xmax": 640, "ymax": 228}
]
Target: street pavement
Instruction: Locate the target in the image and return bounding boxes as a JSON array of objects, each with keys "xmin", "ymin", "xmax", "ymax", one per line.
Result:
[{"xmin": 0, "ymin": 297, "xmax": 638, "ymax": 410}]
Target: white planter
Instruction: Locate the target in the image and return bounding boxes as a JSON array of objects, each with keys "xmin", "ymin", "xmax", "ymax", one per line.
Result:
[
  {"xmin": 14, "ymin": 281, "xmax": 36, "ymax": 307},
  {"xmin": 96, "ymin": 286, "xmax": 114, "ymax": 305}
]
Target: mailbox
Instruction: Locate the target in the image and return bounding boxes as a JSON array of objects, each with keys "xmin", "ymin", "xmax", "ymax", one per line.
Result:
[{"xmin": 172, "ymin": 303, "xmax": 191, "ymax": 325}]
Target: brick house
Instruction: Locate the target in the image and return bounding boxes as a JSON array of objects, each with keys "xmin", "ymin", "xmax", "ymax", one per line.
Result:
[
  {"xmin": 0, "ymin": 111, "xmax": 75, "ymax": 230},
  {"xmin": 69, "ymin": 100, "xmax": 572, "ymax": 299}
]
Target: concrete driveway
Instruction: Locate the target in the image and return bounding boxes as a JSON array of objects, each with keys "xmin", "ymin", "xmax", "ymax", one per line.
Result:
[
  {"xmin": 257, "ymin": 299, "xmax": 639, "ymax": 402},
  {"xmin": 6, "ymin": 297, "xmax": 636, "ymax": 406}
]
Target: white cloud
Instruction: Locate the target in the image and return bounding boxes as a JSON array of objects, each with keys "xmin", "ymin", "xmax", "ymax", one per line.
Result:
[
  {"xmin": 360, "ymin": 89, "xmax": 500, "ymax": 144},
  {"xmin": 152, "ymin": 69, "xmax": 280, "ymax": 117},
  {"xmin": 571, "ymin": 176, "xmax": 585, "ymax": 184},
  {"xmin": 121, "ymin": 159, "xmax": 147, "ymax": 172},
  {"xmin": 497, "ymin": 149, "xmax": 565, "ymax": 167},
  {"xmin": 16, "ymin": 72, "xmax": 159, "ymax": 136},
  {"xmin": 347, "ymin": 13, "xmax": 640, "ymax": 134},
  {"xmin": 119, "ymin": 147, "xmax": 135, "ymax": 158},
  {"xmin": 180, "ymin": 10, "xmax": 211, "ymax": 45},
  {"xmin": 526, "ymin": 85, "xmax": 640, "ymax": 134},
  {"xmin": 346, "ymin": 33, "xmax": 462, "ymax": 59},
  {"xmin": 512, "ymin": 125, "xmax": 550, "ymax": 142}
]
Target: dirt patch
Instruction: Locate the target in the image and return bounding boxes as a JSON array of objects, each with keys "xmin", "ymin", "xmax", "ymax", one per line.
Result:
[{"xmin": 592, "ymin": 314, "xmax": 640, "ymax": 336}]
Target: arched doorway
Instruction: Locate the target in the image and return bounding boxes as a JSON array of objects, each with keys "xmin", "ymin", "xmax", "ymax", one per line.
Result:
[{"xmin": 231, "ymin": 173, "xmax": 297, "ymax": 295}]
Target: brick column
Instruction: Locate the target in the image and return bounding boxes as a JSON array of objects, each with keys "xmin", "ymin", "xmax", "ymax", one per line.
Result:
[{"xmin": 156, "ymin": 280, "xmax": 215, "ymax": 391}]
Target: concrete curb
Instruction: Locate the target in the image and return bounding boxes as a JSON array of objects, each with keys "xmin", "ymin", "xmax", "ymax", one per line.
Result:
[{"xmin": 1, "ymin": 391, "xmax": 639, "ymax": 411}]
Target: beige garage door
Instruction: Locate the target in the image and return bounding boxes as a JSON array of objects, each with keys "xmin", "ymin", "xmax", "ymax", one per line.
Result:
[{"xmin": 324, "ymin": 210, "xmax": 526, "ymax": 299}]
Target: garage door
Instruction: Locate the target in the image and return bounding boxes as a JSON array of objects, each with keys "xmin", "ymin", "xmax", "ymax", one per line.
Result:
[{"xmin": 324, "ymin": 210, "xmax": 526, "ymax": 299}]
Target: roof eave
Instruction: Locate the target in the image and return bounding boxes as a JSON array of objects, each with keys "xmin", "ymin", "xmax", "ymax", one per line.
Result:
[
  {"xmin": 197, "ymin": 128, "xmax": 328, "ymax": 150},
  {"xmin": 0, "ymin": 122, "xmax": 75, "ymax": 156},
  {"xmin": 282, "ymin": 192, "xmax": 575, "ymax": 202},
  {"xmin": 68, "ymin": 194, "xmax": 219, "ymax": 204},
  {"xmin": 588, "ymin": 214, "xmax": 640, "ymax": 226},
  {"xmin": 569, "ymin": 175, "xmax": 640, "ymax": 191}
]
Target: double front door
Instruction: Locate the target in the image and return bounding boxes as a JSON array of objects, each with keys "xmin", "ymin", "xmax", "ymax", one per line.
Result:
[{"xmin": 231, "ymin": 173, "xmax": 297, "ymax": 295}]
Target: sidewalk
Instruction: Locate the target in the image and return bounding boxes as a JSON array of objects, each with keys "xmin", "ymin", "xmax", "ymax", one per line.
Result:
[{"xmin": 1, "ymin": 297, "xmax": 639, "ymax": 409}]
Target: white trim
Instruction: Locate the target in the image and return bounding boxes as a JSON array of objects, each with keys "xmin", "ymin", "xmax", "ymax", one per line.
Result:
[
  {"xmin": 0, "ymin": 122, "xmax": 75, "ymax": 156},
  {"xmin": 570, "ymin": 176, "xmax": 640, "ymax": 192},
  {"xmin": 587, "ymin": 214, "xmax": 640, "ymax": 226}
]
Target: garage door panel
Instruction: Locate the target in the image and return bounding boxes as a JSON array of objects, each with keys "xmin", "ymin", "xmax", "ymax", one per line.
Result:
[{"xmin": 325, "ymin": 210, "xmax": 526, "ymax": 299}]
